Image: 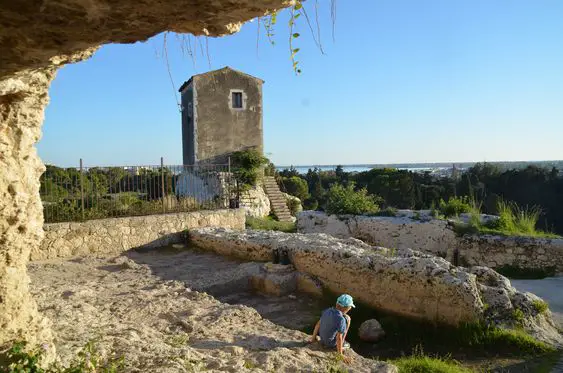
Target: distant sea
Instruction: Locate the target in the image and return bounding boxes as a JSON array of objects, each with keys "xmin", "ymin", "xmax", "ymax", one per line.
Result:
[
  {"xmin": 275, "ymin": 165, "xmax": 454, "ymax": 174},
  {"xmin": 276, "ymin": 160, "xmax": 563, "ymax": 175}
]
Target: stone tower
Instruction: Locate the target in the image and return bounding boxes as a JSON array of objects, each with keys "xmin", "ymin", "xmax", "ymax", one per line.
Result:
[{"xmin": 178, "ymin": 66, "xmax": 264, "ymax": 165}]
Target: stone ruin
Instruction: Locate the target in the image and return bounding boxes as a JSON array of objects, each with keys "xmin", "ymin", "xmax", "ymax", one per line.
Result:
[
  {"xmin": 189, "ymin": 228, "xmax": 563, "ymax": 347},
  {"xmin": 0, "ymin": 0, "xmax": 292, "ymax": 354}
]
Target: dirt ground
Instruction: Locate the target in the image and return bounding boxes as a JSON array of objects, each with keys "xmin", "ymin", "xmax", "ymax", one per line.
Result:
[{"xmin": 28, "ymin": 246, "xmax": 395, "ymax": 373}]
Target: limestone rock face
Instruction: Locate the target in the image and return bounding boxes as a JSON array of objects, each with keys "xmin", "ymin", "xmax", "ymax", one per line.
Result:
[
  {"xmin": 358, "ymin": 319, "xmax": 386, "ymax": 343},
  {"xmin": 283, "ymin": 193, "xmax": 303, "ymax": 215},
  {"xmin": 0, "ymin": 0, "xmax": 291, "ymax": 352},
  {"xmin": 189, "ymin": 228, "xmax": 563, "ymax": 347},
  {"xmin": 0, "ymin": 0, "xmax": 292, "ymax": 79},
  {"xmin": 296, "ymin": 211, "xmax": 457, "ymax": 258},
  {"xmin": 240, "ymin": 186, "xmax": 271, "ymax": 218},
  {"xmin": 0, "ymin": 69, "xmax": 56, "ymax": 357}
]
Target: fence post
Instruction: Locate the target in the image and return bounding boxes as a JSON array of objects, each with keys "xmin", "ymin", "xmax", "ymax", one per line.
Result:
[
  {"xmin": 227, "ymin": 157, "xmax": 232, "ymax": 208},
  {"xmin": 161, "ymin": 157, "xmax": 166, "ymax": 213},
  {"xmin": 79, "ymin": 158, "xmax": 85, "ymax": 221}
]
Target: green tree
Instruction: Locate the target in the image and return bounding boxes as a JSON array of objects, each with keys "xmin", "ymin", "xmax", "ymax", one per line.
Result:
[
  {"xmin": 325, "ymin": 183, "xmax": 380, "ymax": 215},
  {"xmin": 282, "ymin": 176, "xmax": 309, "ymax": 201}
]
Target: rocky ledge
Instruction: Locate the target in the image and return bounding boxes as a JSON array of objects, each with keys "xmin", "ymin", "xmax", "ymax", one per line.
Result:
[{"xmin": 189, "ymin": 228, "xmax": 563, "ymax": 347}]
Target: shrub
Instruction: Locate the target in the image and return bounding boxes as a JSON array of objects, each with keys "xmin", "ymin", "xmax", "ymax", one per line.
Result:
[
  {"xmin": 282, "ymin": 176, "xmax": 309, "ymax": 201},
  {"xmin": 439, "ymin": 197, "xmax": 472, "ymax": 218},
  {"xmin": 264, "ymin": 161, "xmax": 277, "ymax": 177},
  {"xmin": 303, "ymin": 197, "xmax": 319, "ymax": 211},
  {"xmin": 231, "ymin": 149, "xmax": 269, "ymax": 191},
  {"xmin": 325, "ymin": 183, "xmax": 380, "ymax": 215}
]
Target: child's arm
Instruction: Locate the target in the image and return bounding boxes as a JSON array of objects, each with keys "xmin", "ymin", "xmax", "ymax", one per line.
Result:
[{"xmin": 309, "ymin": 320, "xmax": 321, "ymax": 343}]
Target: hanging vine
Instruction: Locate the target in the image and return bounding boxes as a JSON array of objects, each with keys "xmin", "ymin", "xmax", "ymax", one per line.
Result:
[{"xmin": 288, "ymin": 1, "xmax": 302, "ymax": 74}]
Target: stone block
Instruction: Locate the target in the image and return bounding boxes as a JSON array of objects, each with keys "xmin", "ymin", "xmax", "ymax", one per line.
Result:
[
  {"xmin": 250, "ymin": 263, "xmax": 297, "ymax": 296},
  {"xmin": 296, "ymin": 272, "xmax": 323, "ymax": 297}
]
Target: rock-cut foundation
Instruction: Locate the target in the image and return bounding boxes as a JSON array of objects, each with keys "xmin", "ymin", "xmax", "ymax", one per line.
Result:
[{"xmin": 189, "ymin": 228, "xmax": 563, "ymax": 347}]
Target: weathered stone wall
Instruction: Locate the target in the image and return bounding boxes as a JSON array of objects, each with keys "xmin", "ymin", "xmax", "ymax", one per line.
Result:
[
  {"xmin": 188, "ymin": 228, "xmax": 563, "ymax": 346},
  {"xmin": 297, "ymin": 211, "xmax": 563, "ymax": 273},
  {"xmin": 458, "ymin": 235, "xmax": 563, "ymax": 271},
  {"xmin": 33, "ymin": 209, "xmax": 245, "ymax": 261},
  {"xmin": 190, "ymin": 228, "xmax": 484, "ymax": 325}
]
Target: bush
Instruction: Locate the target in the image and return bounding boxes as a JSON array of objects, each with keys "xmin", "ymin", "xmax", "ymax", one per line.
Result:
[
  {"xmin": 325, "ymin": 183, "xmax": 380, "ymax": 215},
  {"xmin": 439, "ymin": 197, "xmax": 472, "ymax": 218},
  {"xmin": 303, "ymin": 197, "xmax": 319, "ymax": 211},
  {"xmin": 264, "ymin": 161, "xmax": 277, "ymax": 177},
  {"xmin": 231, "ymin": 149, "xmax": 269, "ymax": 191},
  {"xmin": 282, "ymin": 176, "xmax": 309, "ymax": 201}
]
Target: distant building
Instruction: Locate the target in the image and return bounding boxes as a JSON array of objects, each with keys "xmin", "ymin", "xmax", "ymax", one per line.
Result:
[{"xmin": 178, "ymin": 66, "xmax": 264, "ymax": 165}]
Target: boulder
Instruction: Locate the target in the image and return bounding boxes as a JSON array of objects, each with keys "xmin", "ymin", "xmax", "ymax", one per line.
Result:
[
  {"xmin": 358, "ymin": 319, "xmax": 386, "ymax": 342},
  {"xmin": 283, "ymin": 193, "xmax": 303, "ymax": 215}
]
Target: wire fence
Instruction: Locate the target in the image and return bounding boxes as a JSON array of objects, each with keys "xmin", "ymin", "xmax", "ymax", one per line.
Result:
[{"xmin": 40, "ymin": 158, "xmax": 235, "ymax": 223}]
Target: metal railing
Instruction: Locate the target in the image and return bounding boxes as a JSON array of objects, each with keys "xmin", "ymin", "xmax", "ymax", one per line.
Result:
[{"xmin": 40, "ymin": 158, "xmax": 233, "ymax": 223}]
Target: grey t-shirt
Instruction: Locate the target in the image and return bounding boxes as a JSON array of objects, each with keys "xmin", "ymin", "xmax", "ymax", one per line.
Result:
[{"xmin": 319, "ymin": 307, "xmax": 347, "ymax": 347}]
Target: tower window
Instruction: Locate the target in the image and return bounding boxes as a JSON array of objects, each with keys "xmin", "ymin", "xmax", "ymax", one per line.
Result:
[{"xmin": 232, "ymin": 92, "xmax": 243, "ymax": 109}]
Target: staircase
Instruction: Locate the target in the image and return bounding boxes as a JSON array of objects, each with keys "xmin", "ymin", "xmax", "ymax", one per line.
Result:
[{"xmin": 262, "ymin": 176, "xmax": 293, "ymax": 222}]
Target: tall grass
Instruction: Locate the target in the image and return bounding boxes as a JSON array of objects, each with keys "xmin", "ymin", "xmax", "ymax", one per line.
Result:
[
  {"xmin": 392, "ymin": 355, "xmax": 474, "ymax": 373},
  {"xmin": 456, "ymin": 199, "xmax": 559, "ymax": 238}
]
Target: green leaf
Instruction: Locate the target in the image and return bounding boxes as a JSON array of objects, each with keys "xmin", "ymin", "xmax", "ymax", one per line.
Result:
[
  {"xmin": 293, "ymin": 48, "xmax": 300, "ymax": 53},
  {"xmin": 294, "ymin": 13, "xmax": 301, "ymax": 19},
  {"xmin": 293, "ymin": 33, "xmax": 300, "ymax": 38},
  {"xmin": 294, "ymin": 3, "xmax": 303, "ymax": 10}
]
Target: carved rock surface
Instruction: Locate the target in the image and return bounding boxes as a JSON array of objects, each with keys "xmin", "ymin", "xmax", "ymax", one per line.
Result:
[{"xmin": 189, "ymin": 228, "xmax": 563, "ymax": 346}]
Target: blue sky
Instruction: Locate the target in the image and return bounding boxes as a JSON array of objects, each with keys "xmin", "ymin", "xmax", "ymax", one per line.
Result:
[{"xmin": 38, "ymin": 0, "xmax": 563, "ymax": 167}]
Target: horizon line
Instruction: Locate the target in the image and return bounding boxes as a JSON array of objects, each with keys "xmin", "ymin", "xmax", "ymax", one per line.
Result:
[{"xmin": 275, "ymin": 159, "xmax": 563, "ymax": 168}]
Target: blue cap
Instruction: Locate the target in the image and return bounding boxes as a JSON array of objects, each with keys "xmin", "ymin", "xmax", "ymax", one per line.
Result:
[{"xmin": 336, "ymin": 294, "xmax": 355, "ymax": 308}]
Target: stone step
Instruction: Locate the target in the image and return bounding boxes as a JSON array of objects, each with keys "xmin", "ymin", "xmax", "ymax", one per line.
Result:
[{"xmin": 263, "ymin": 178, "xmax": 293, "ymax": 222}]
